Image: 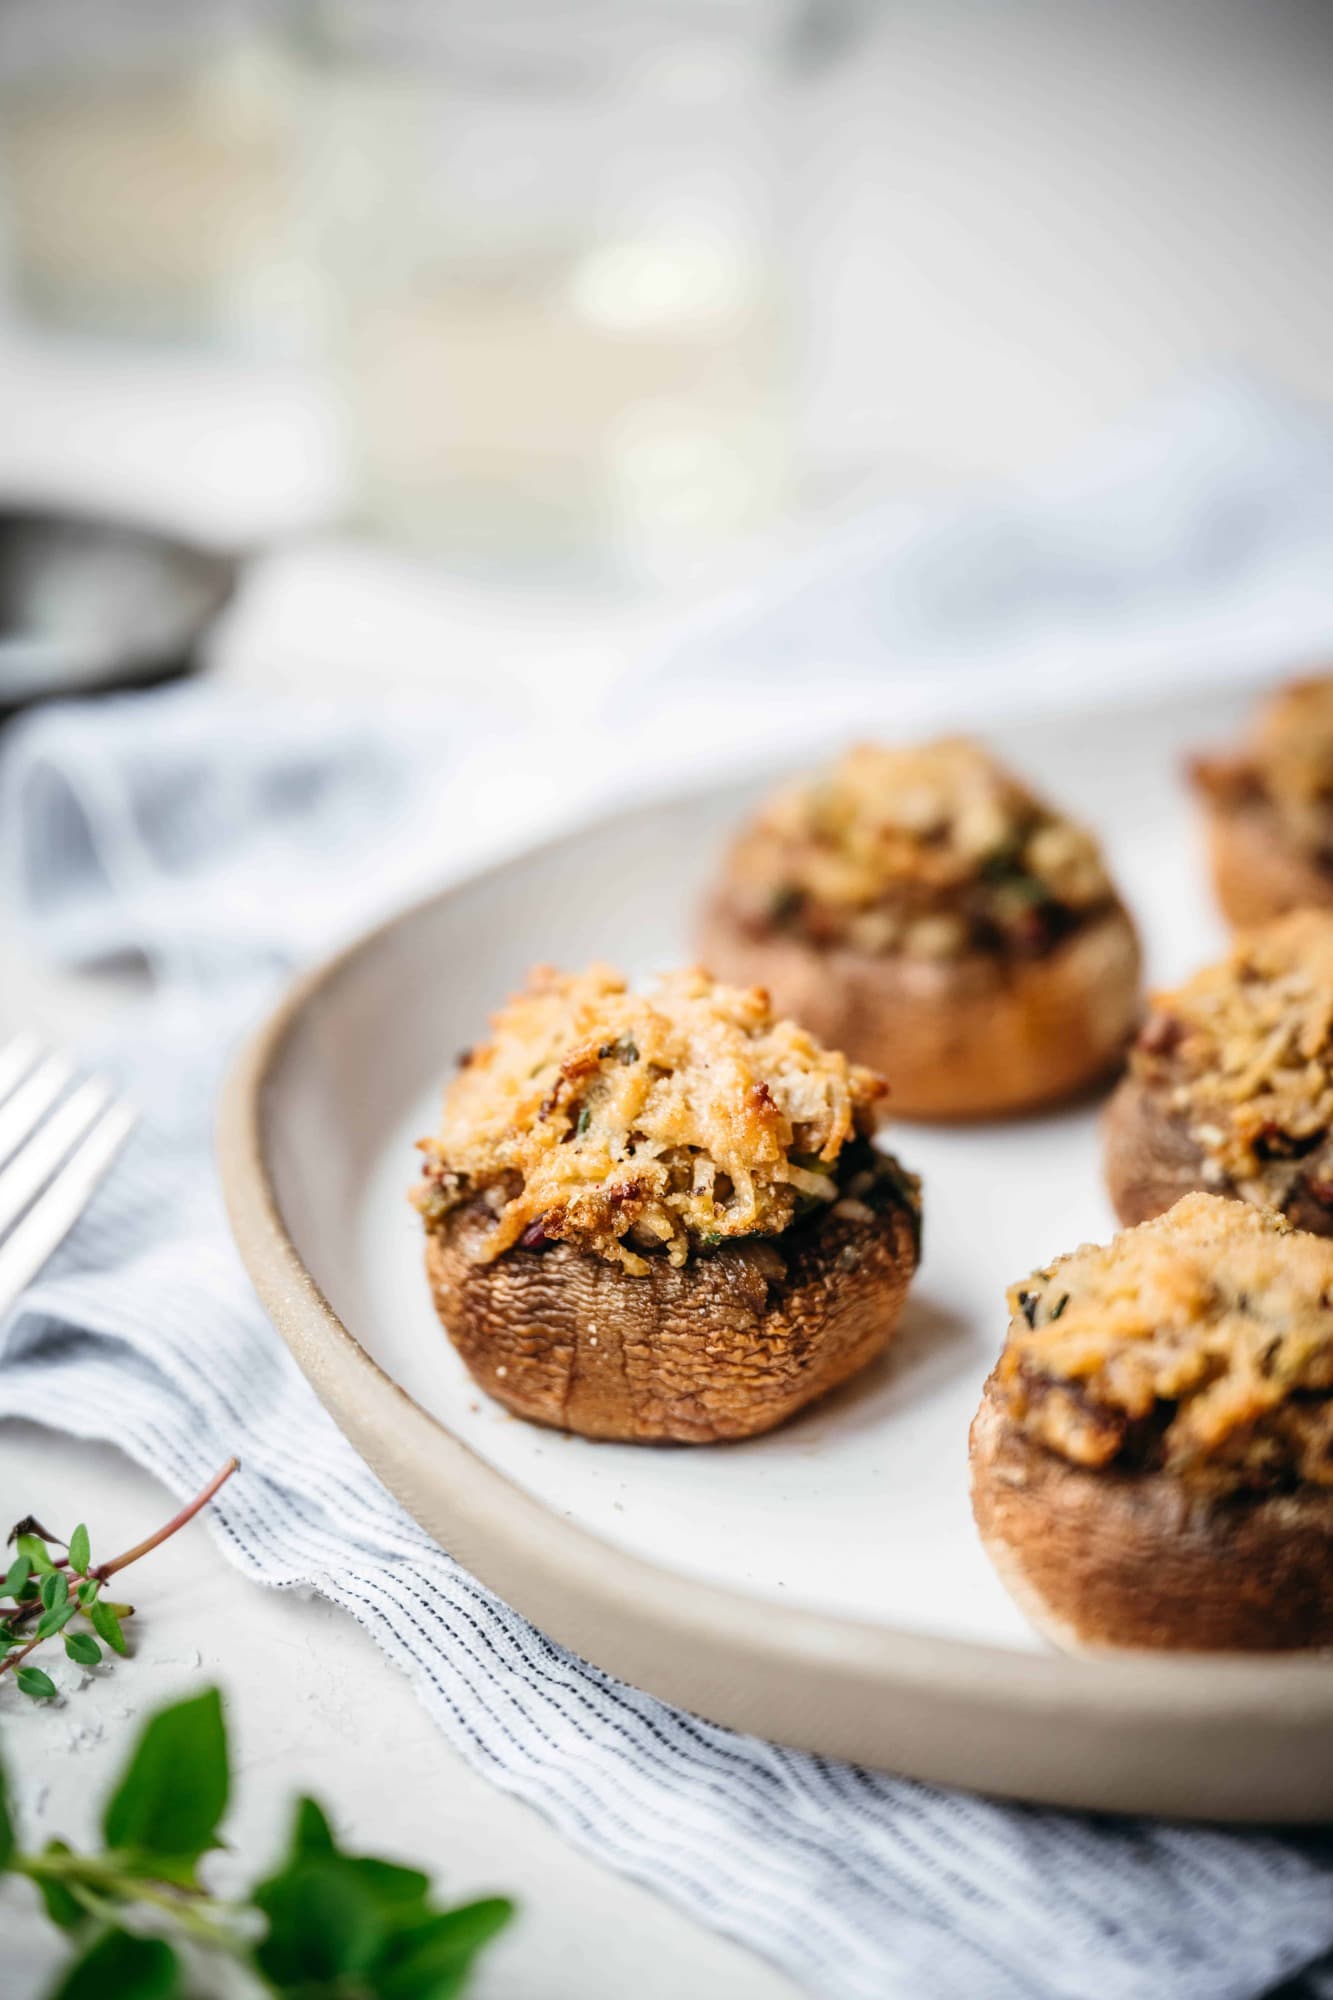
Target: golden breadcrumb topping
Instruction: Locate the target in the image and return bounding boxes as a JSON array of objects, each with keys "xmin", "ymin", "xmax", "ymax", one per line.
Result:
[
  {"xmin": 415, "ymin": 965, "xmax": 907, "ymax": 1274},
  {"xmin": 998, "ymin": 1194, "xmax": 1333, "ymax": 1491},
  {"xmin": 723, "ymin": 738, "xmax": 1115, "ymax": 960},
  {"xmin": 1131, "ymin": 912, "xmax": 1333, "ymax": 1186},
  {"xmin": 1193, "ymin": 673, "xmax": 1333, "ymax": 852}
]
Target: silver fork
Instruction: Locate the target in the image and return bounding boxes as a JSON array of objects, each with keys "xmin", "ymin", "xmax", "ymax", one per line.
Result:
[{"xmin": 0, "ymin": 1034, "xmax": 137, "ymax": 1317}]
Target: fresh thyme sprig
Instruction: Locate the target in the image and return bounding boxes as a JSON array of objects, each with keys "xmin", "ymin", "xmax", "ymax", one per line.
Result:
[
  {"xmin": 1, "ymin": 1686, "xmax": 515, "ymax": 1997},
  {"xmin": 0, "ymin": 1459, "xmax": 239, "ymax": 1700}
]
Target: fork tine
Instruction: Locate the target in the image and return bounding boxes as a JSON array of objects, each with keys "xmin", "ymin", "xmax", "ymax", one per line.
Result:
[
  {"xmin": 0, "ymin": 1034, "xmax": 42, "ymax": 1107},
  {"xmin": 0, "ymin": 1074, "xmax": 114, "ymax": 1237},
  {"xmin": 0, "ymin": 1100, "xmax": 137, "ymax": 1318},
  {"xmin": 0, "ymin": 1055, "xmax": 75, "ymax": 1171}
]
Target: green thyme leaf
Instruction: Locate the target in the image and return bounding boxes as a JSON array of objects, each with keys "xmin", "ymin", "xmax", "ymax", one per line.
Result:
[
  {"xmin": 253, "ymin": 1856, "xmax": 384, "ymax": 1987},
  {"xmin": 35, "ymin": 1602, "xmax": 78, "ymax": 1643},
  {"xmin": 76, "ymin": 1579, "xmax": 99, "ymax": 1609},
  {"xmin": 290, "ymin": 1795, "xmax": 337, "ymax": 1859},
  {"xmin": 345, "ymin": 1854, "xmax": 433, "ymax": 1916},
  {"xmin": 67, "ymin": 1525, "xmax": 90, "ymax": 1577},
  {"xmin": 377, "ymin": 1897, "xmax": 517, "ymax": 1998},
  {"xmin": 88, "ymin": 1600, "xmax": 126, "ymax": 1655},
  {"xmin": 16, "ymin": 1666, "xmax": 58, "ymax": 1701},
  {"xmin": 16, "ymin": 1533, "xmax": 55, "ymax": 1576},
  {"xmin": 2, "ymin": 1554, "xmax": 29, "ymax": 1601},
  {"xmin": 64, "ymin": 1632, "xmax": 102, "ymax": 1667},
  {"xmin": 31, "ymin": 1841, "xmax": 84, "ymax": 1929},
  {"xmin": 47, "ymin": 1927, "xmax": 180, "ymax": 2000},
  {"xmin": 40, "ymin": 1571, "xmax": 69, "ymax": 1615},
  {"xmin": 575, "ymin": 1106, "xmax": 592, "ymax": 1136},
  {"xmin": 102, "ymin": 1687, "xmax": 228, "ymax": 1869}
]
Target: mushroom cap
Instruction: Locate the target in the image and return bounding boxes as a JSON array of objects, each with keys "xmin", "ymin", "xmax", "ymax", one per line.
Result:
[
  {"xmin": 697, "ymin": 894, "xmax": 1141, "ymax": 1121},
  {"xmin": 425, "ymin": 1184, "xmax": 919, "ymax": 1443},
  {"xmin": 1200, "ymin": 792, "xmax": 1333, "ymax": 929},
  {"xmin": 969, "ymin": 1375, "xmax": 1333, "ymax": 1651},
  {"xmin": 1103, "ymin": 1071, "xmax": 1216, "ymax": 1228}
]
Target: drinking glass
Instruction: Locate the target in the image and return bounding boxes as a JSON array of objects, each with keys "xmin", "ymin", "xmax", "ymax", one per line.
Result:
[{"xmin": 299, "ymin": 0, "xmax": 810, "ymax": 584}]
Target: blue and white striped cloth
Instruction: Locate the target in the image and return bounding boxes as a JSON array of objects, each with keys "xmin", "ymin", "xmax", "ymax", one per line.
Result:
[{"xmin": 1, "ymin": 686, "xmax": 1332, "ymax": 2000}]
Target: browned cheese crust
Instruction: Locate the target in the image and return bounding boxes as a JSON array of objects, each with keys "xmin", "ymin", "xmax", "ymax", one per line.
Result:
[
  {"xmin": 970, "ymin": 1193, "xmax": 1333, "ymax": 1651},
  {"xmin": 1193, "ymin": 673, "xmax": 1333, "ymax": 927},
  {"xmin": 970, "ymin": 1380, "xmax": 1333, "ymax": 1652},
  {"xmin": 1105, "ymin": 912, "xmax": 1333, "ymax": 1235},
  {"xmin": 698, "ymin": 738, "xmax": 1141, "ymax": 1121},
  {"xmin": 1106, "ymin": 1066, "xmax": 1333, "ymax": 1237},
  {"xmin": 427, "ymin": 1190, "xmax": 918, "ymax": 1442},
  {"xmin": 700, "ymin": 895, "xmax": 1141, "ymax": 1121}
]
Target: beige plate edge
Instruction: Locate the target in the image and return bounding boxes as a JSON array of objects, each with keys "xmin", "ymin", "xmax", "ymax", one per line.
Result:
[{"xmin": 216, "ymin": 802, "xmax": 1333, "ymax": 1825}]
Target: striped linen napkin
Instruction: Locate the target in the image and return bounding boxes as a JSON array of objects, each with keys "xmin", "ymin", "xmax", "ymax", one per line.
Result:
[{"xmin": 1, "ymin": 685, "xmax": 1332, "ymax": 2000}]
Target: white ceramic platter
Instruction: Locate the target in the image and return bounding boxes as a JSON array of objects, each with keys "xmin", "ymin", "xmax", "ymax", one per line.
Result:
[{"xmin": 221, "ymin": 683, "xmax": 1333, "ymax": 1820}]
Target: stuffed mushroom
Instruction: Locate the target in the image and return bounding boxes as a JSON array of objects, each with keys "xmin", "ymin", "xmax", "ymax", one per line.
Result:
[
  {"xmin": 1192, "ymin": 673, "xmax": 1333, "ymax": 926},
  {"xmin": 1105, "ymin": 910, "xmax": 1333, "ymax": 1234},
  {"xmin": 413, "ymin": 965, "xmax": 922, "ymax": 1442},
  {"xmin": 970, "ymin": 1194, "xmax": 1333, "ymax": 1652},
  {"xmin": 698, "ymin": 738, "xmax": 1141, "ymax": 1120}
]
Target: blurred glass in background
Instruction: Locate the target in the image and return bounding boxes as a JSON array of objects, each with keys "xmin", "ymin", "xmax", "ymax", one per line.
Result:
[
  {"xmin": 1, "ymin": 0, "xmax": 1330, "ymax": 621},
  {"xmin": 300, "ymin": 0, "xmax": 817, "ymax": 585},
  {"xmin": 0, "ymin": 0, "xmax": 851, "ymax": 588},
  {"xmin": 0, "ymin": 0, "xmax": 308, "ymax": 357}
]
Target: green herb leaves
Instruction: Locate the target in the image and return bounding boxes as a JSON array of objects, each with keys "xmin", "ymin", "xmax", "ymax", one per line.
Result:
[
  {"xmin": 40, "ymin": 1570, "xmax": 68, "ymax": 1613},
  {"xmin": 254, "ymin": 1852, "xmax": 383, "ymax": 1988},
  {"xmin": 2, "ymin": 1461, "xmax": 237, "ymax": 1700},
  {"xmin": 49, "ymin": 1930, "xmax": 180, "ymax": 2000},
  {"xmin": 0, "ymin": 1459, "xmax": 514, "ymax": 1995},
  {"xmin": 15, "ymin": 1531, "xmax": 56, "ymax": 1576},
  {"xmin": 0, "ymin": 1689, "xmax": 514, "ymax": 1999},
  {"xmin": 103, "ymin": 1687, "xmax": 228, "ymax": 1875},
  {"xmin": 29, "ymin": 1842, "xmax": 85, "ymax": 1929},
  {"xmin": 87, "ymin": 1598, "xmax": 127, "ymax": 1657},
  {"xmin": 376, "ymin": 1899, "xmax": 516, "ymax": 2000},
  {"xmin": 67, "ymin": 1525, "xmax": 91, "ymax": 1578},
  {"xmin": 252, "ymin": 1793, "xmax": 514, "ymax": 1998},
  {"xmin": 3, "ymin": 1521, "xmax": 107, "ymax": 1698},
  {"xmin": 35, "ymin": 1572, "xmax": 78, "ymax": 1645}
]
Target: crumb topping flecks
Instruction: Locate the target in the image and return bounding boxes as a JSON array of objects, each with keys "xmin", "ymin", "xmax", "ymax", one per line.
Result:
[
  {"xmin": 1131, "ymin": 911, "xmax": 1333, "ymax": 1191},
  {"xmin": 723, "ymin": 738, "xmax": 1115, "ymax": 961},
  {"xmin": 998, "ymin": 1194, "xmax": 1333, "ymax": 1492},
  {"xmin": 414, "ymin": 965, "xmax": 915, "ymax": 1274}
]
